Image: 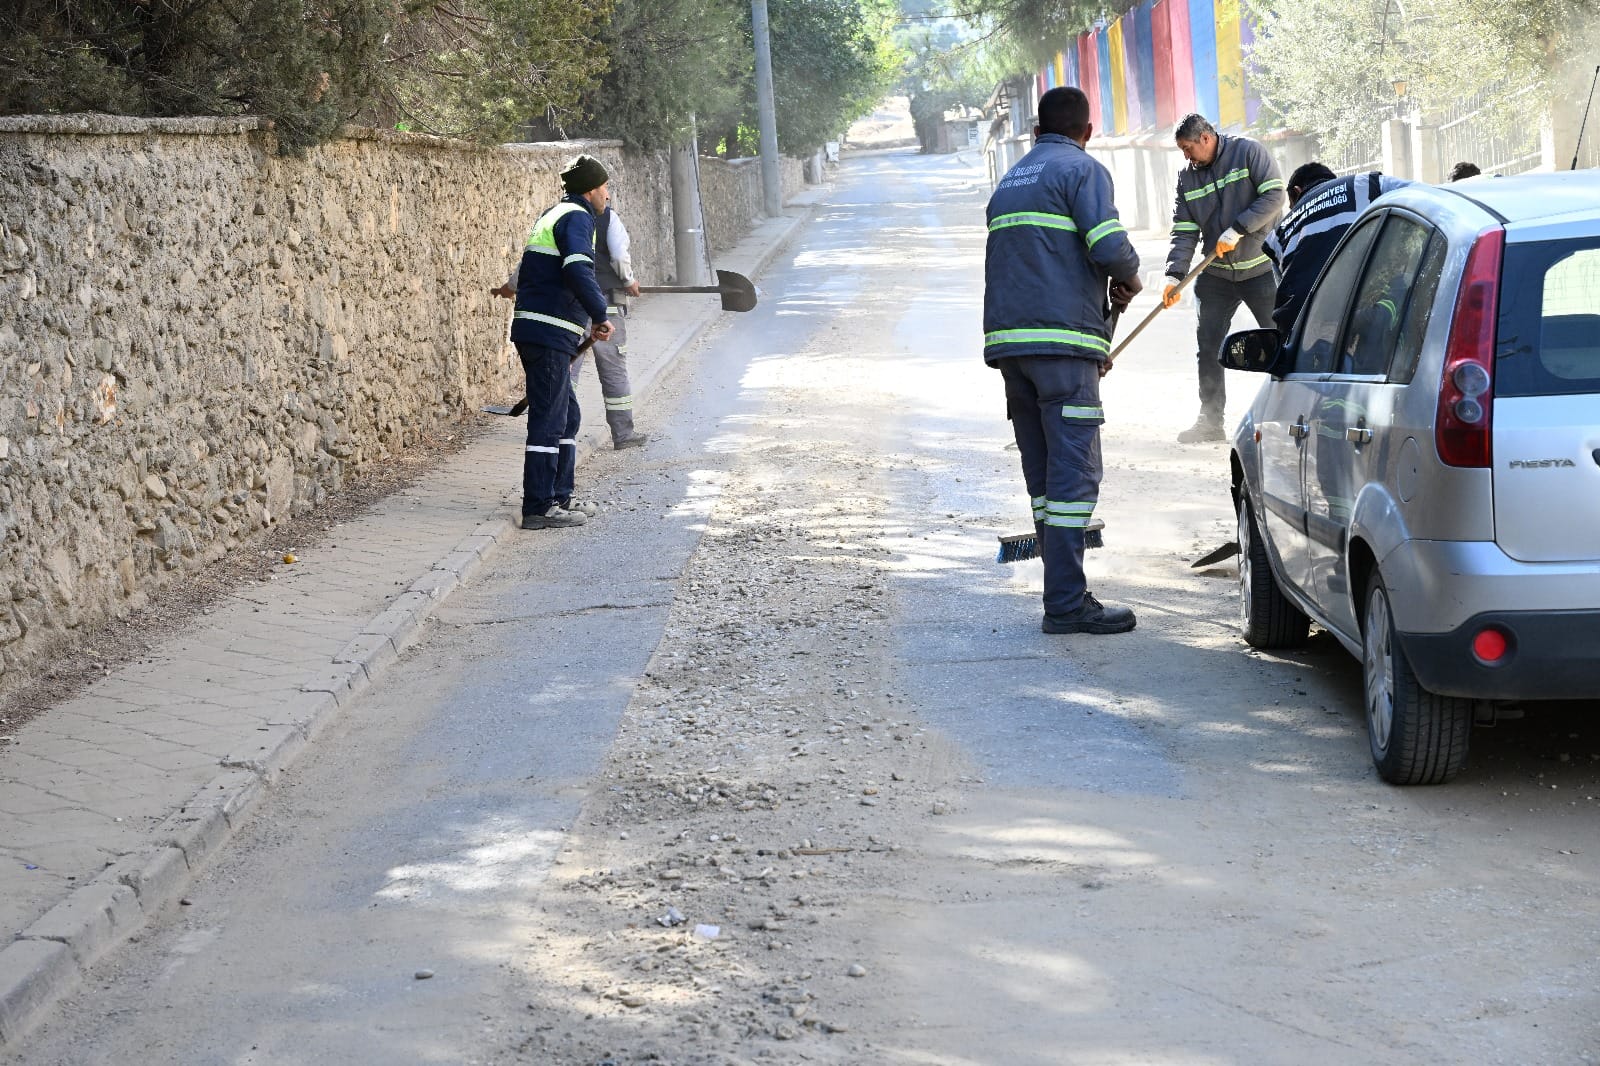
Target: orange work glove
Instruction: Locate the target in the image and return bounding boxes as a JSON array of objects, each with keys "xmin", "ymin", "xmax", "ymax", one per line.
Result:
[
  {"xmin": 1215, "ymin": 227, "xmax": 1242, "ymax": 255},
  {"xmin": 1162, "ymin": 278, "xmax": 1184, "ymax": 308}
]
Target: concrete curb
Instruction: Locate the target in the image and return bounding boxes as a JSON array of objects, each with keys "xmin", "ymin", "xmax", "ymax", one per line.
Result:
[{"xmin": 0, "ymin": 201, "xmax": 816, "ymax": 1053}]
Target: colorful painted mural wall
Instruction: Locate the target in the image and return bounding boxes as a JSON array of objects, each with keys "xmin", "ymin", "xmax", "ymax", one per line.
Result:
[{"xmin": 1035, "ymin": 0, "xmax": 1262, "ymax": 135}]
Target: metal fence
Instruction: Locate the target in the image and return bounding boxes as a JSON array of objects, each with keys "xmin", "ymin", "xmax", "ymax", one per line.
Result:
[
  {"xmin": 1433, "ymin": 84, "xmax": 1543, "ymax": 176},
  {"xmin": 1329, "ymin": 131, "xmax": 1383, "ymax": 176}
]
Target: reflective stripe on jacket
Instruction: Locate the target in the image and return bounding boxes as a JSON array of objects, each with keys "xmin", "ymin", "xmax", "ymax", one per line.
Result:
[
  {"xmin": 1263, "ymin": 172, "xmax": 1412, "ymax": 333},
  {"xmin": 510, "ymin": 196, "xmax": 610, "ymax": 352},
  {"xmin": 983, "ymin": 134, "xmax": 1141, "ymax": 364},
  {"xmin": 1165, "ymin": 134, "xmax": 1286, "ymax": 283}
]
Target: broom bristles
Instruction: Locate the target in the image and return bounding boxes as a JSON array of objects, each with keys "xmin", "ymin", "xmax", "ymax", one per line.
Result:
[{"xmin": 996, "ymin": 519, "xmax": 1104, "ymax": 564}]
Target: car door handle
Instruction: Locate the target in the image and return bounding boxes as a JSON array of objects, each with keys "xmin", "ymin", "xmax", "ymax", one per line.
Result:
[
  {"xmin": 1345, "ymin": 426, "xmax": 1373, "ymax": 445},
  {"xmin": 1288, "ymin": 418, "xmax": 1309, "ymax": 440}
]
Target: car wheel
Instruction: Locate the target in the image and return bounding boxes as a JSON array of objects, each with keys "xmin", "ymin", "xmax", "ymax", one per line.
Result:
[
  {"xmin": 1238, "ymin": 495, "xmax": 1309, "ymax": 649},
  {"xmin": 1362, "ymin": 576, "xmax": 1472, "ymax": 785}
]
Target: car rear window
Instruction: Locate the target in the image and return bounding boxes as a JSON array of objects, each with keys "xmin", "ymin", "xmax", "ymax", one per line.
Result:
[{"xmin": 1496, "ymin": 237, "xmax": 1600, "ymax": 397}]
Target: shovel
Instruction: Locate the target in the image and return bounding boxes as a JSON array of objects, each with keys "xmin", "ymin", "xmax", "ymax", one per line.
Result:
[
  {"xmin": 638, "ymin": 269, "xmax": 758, "ymax": 313},
  {"xmin": 1104, "ymin": 253, "xmax": 1217, "ymax": 366},
  {"xmin": 483, "ymin": 335, "xmax": 596, "ymax": 417},
  {"xmin": 1191, "ymin": 541, "xmax": 1241, "ymax": 568}
]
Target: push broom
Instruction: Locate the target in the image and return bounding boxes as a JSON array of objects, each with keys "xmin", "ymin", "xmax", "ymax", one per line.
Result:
[{"xmin": 996, "ymin": 253, "xmax": 1217, "ymax": 564}]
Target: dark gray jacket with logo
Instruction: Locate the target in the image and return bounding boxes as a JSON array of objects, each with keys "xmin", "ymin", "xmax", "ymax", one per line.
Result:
[{"xmin": 1165, "ymin": 134, "xmax": 1286, "ymax": 283}]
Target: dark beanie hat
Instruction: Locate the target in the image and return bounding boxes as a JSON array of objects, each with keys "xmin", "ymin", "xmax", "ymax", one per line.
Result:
[{"xmin": 561, "ymin": 154, "xmax": 609, "ymax": 195}]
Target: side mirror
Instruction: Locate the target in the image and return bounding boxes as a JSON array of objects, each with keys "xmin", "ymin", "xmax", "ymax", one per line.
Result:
[{"xmin": 1219, "ymin": 328, "xmax": 1284, "ymax": 374}]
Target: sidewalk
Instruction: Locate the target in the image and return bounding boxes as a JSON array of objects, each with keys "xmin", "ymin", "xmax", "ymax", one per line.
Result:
[{"xmin": 0, "ymin": 190, "xmax": 824, "ymax": 1051}]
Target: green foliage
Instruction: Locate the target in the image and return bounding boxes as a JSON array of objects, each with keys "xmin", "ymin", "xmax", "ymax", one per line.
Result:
[
  {"xmin": 705, "ymin": 0, "xmax": 898, "ymax": 156},
  {"xmin": 767, "ymin": 0, "xmax": 899, "ymax": 152},
  {"xmin": 570, "ymin": 0, "xmax": 747, "ymax": 150},
  {"xmin": 953, "ymin": 0, "xmax": 1104, "ymax": 68},
  {"xmin": 374, "ymin": 0, "xmax": 612, "ymax": 142},
  {"xmin": 1242, "ymin": 0, "xmax": 1600, "ymax": 157},
  {"xmin": 0, "ymin": 0, "xmax": 610, "ymax": 152},
  {"xmin": 894, "ymin": 6, "xmax": 1003, "ymax": 150},
  {"xmin": 1238, "ymin": 0, "xmax": 1391, "ymax": 155},
  {"xmin": 0, "ymin": 0, "xmax": 390, "ymax": 151}
]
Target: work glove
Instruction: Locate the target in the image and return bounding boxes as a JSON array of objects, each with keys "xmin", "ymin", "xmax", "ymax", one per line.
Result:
[
  {"xmin": 1162, "ymin": 277, "xmax": 1184, "ymax": 308},
  {"xmin": 1215, "ymin": 227, "xmax": 1243, "ymax": 255}
]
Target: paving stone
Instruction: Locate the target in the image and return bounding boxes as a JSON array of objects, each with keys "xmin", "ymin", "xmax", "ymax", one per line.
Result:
[
  {"xmin": 298, "ymin": 661, "xmax": 371, "ymax": 705},
  {"xmin": 333, "ymin": 632, "xmax": 398, "ymax": 671},
  {"xmin": 153, "ymin": 804, "xmax": 229, "ymax": 868},
  {"xmin": 433, "ymin": 550, "xmax": 484, "ymax": 580},
  {"xmin": 0, "ymin": 940, "xmax": 79, "ymax": 1049},
  {"xmin": 21, "ymin": 881, "xmax": 143, "ymax": 967},
  {"xmin": 110, "ymin": 846, "xmax": 191, "ymax": 911},
  {"xmin": 409, "ymin": 569, "xmax": 460, "ymax": 600}
]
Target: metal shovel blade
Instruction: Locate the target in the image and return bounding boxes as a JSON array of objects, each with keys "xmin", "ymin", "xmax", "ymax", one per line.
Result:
[
  {"xmin": 713, "ymin": 269, "xmax": 758, "ymax": 312},
  {"xmin": 1191, "ymin": 541, "xmax": 1241, "ymax": 568},
  {"xmin": 637, "ymin": 269, "xmax": 759, "ymax": 312}
]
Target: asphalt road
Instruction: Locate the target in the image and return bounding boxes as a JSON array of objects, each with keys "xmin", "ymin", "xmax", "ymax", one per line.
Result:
[{"xmin": 11, "ymin": 147, "xmax": 1600, "ymax": 1066}]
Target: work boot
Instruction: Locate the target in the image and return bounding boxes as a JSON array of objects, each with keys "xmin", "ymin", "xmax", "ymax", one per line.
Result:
[
  {"xmin": 559, "ymin": 497, "xmax": 600, "ymax": 517},
  {"xmin": 1176, "ymin": 414, "xmax": 1225, "ymax": 443},
  {"xmin": 613, "ymin": 432, "xmax": 650, "ymax": 450},
  {"xmin": 521, "ymin": 504, "xmax": 586, "ymax": 529},
  {"xmin": 1042, "ymin": 592, "xmax": 1137, "ymax": 635}
]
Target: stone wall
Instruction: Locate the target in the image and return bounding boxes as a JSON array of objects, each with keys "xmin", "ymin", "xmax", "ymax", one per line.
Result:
[
  {"xmin": 698, "ymin": 156, "xmax": 806, "ymax": 254},
  {"xmin": 0, "ymin": 115, "xmax": 801, "ymax": 689}
]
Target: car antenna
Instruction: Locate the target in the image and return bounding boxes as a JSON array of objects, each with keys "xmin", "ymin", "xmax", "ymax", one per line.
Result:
[{"xmin": 1573, "ymin": 64, "xmax": 1600, "ymax": 171}]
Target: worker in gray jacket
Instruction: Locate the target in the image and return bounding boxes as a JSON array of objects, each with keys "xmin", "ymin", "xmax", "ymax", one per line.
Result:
[{"xmin": 1162, "ymin": 114, "xmax": 1286, "ymax": 442}]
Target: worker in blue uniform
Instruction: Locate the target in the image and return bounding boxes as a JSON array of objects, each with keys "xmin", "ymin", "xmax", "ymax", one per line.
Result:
[
  {"xmin": 497, "ymin": 155, "xmax": 615, "ymax": 529},
  {"xmin": 984, "ymin": 86, "xmax": 1144, "ymax": 634}
]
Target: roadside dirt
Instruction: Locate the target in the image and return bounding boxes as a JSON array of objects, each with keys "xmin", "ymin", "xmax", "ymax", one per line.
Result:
[
  {"xmin": 0, "ymin": 421, "xmax": 484, "ymax": 735},
  {"xmin": 503, "ymin": 330, "xmax": 954, "ymax": 1065}
]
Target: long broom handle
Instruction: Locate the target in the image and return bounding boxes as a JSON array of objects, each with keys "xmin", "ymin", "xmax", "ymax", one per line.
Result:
[
  {"xmin": 1106, "ymin": 253, "xmax": 1219, "ymax": 364},
  {"xmin": 1572, "ymin": 65, "xmax": 1600, "ymax": 171}
]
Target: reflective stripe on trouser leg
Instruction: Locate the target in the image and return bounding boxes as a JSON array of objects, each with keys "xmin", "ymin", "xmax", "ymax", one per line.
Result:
[
  {"xmin": 592, "ymin": 308, "xmax": 635, "ymax": 440},
  {"xmin": 518, "ymin": 342, "xmax": 572, "ymax": 515},
  {"xmin": 999, "ymin": 355, "xmax": 1103, "ymax": 615}
]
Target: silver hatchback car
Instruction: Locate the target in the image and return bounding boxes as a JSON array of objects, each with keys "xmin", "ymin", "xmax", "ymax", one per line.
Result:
[{"xmin": 1221, "ymin": 171, "xmax": 1600, "ymax": 785}]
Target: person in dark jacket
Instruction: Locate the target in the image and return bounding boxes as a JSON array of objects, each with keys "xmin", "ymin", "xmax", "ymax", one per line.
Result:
[
  {"xmin": 1163, "ymin": 115, "xmax": 1286, "ymax": 442},
  {"xmin": 985, "ymin": 86, "xmax": 1143, "ymax": 635},
  {"xmin": 1263, "ymin": 163, "xmax": 1412, "ymax": 336},
  {"xmin": 496, "ymin": 155, "xmax": 615, "ymax": 529}
]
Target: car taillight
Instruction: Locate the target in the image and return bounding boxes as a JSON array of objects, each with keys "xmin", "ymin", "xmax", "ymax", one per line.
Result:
[{"xmin": 1435, "ymin": 228, "xmax": 1504, "ymax": 467}]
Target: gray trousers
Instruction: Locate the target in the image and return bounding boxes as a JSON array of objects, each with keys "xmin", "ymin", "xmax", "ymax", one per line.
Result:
[
  {"xmin": 579, "ymin": 302, "xmax": 636, "ymax": 442},
  {"xmin": 1194, "ymin": 271, "xmax": 1277, "ymax": 420}
]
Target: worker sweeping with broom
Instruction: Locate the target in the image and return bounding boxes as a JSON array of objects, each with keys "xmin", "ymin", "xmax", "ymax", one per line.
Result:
[{"xmin": 984, "ymin": 86, "xmax": 1143, "ymax": 636}]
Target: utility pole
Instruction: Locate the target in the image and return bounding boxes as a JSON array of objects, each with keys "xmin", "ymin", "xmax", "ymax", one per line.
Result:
[
  {"xmin": 670, "ymin": 116, "xmax": 712, "ymax": 286},
  {"xmin": 751, "ymin": 0, "xmax": 783, "ymax": 217}
]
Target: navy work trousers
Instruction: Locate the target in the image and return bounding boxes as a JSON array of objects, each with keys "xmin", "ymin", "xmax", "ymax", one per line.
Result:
[
  {"xmin": 1194, "ymin": 271, "xmax": 1276, "ymax": 419},
  {"xmin": 999, "ymin": 355, "xmax": 1104, "ymax": 616},
  {"xmin": 517, "ymin": 342, "xmax": 579, "ymax": 516}
]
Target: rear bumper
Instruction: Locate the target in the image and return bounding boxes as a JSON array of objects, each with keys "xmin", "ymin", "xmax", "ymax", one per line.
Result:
[
  {"xmin": 1380, "ymin": 539, "xmax": 1600, "ymax": 632},
  {"xmin": 1399, "ymin": 610, "xmax": 1600, "ymax": 700}
]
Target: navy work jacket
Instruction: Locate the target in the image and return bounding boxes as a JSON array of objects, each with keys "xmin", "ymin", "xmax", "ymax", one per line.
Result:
[
  {"xmin": 983, "ymin": 134, "xmax": 1142, "ymax": 364},
  {"xmin": 510, "ymin": 194, "xmax": 610, "ymax": 353}
]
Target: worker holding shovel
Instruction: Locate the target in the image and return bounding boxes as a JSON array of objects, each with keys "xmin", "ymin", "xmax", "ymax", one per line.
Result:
[{"xmin": 1164, "ymin": 114, "xmax": 1286, "ymax": 443}]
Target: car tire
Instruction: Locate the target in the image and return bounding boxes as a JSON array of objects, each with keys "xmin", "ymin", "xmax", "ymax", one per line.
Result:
[
  {"xmin": 1238, "ymin": 495, "xmax": 1310, "ymax": 649},
  {"xmin": 1362, "ymin": 576, "xmax": 1472, "ymax": 785}
]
